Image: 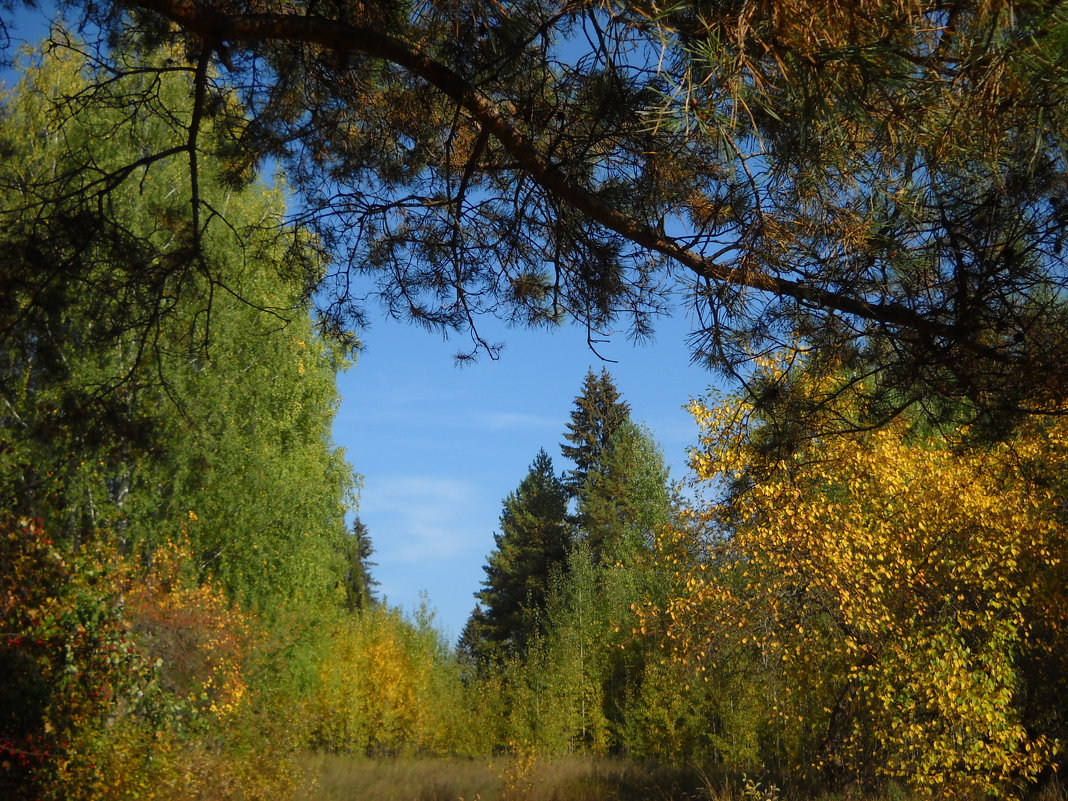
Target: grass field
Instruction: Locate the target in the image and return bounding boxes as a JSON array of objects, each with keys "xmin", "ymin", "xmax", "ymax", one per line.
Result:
[
  {"xmin": 300, "ymin": 754, "xmax": 1068, "ymax": 801},
  {"xmin": 299, "ymin": 754, "xmax": 714, "ymax": 801}
]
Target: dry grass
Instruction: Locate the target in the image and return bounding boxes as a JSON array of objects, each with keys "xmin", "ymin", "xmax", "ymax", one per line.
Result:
[
  {"xmin": 298, "ymin": 753, "xmax": 706, "ymax": 801},
  {"xmin": 298, "ymin": 753, "xmax": 1068, "ymax": 801},
  {"xmin": 298, "ymin": 753, "xmax": 493, "ymax": 801}
]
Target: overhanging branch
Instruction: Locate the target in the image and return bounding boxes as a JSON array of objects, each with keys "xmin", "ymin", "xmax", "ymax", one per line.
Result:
[{"xmin": 122, "ymin": 0, "xmax": 1010, "ymax": 362}]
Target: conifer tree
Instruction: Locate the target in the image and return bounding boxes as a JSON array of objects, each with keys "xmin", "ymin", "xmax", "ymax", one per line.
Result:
[
  {"xmin": 463, "ymin": 450, "xmax": 570, "ymax": 663},
  {"xmin": 542, "ymin": 423, "xmax": 676, "ymax": 752},
  {"xmin": 560, "ymin": 369, "xmax": 631, "ymax": 495},
  {"xmin": 12, "ymin": 1, "xmax": 1068, "ymax": 423},
  {"xmin": 342, "ymin": 517, "xmax": 378, "ymax": 611}
]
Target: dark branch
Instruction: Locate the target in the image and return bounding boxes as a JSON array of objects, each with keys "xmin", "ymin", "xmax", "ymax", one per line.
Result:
[{"xmin": 122, "ymin": 0, "xmax": 1012, "ymax": 364}]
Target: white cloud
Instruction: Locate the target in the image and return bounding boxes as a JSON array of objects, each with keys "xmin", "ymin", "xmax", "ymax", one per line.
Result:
[
  {"xmin": 359, "ymin": 475, "xmax": 491, "ymax": 563},
  {"xmin": 357, "ymin": 473, "xmax": 501, "ymax": 638},
  {"xmin": 472, "ymin": 411, "xmax": 560, "ymax": 431}
]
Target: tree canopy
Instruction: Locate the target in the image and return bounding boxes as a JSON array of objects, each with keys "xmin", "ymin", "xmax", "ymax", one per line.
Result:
[
  {"xmin": 0, "ymin": 40, "xmax": 366, "ymax": 800},
  {"xmin": 4, "ymin": 0, "xmax": 1067, "ymax": 428},
  {"xmin": 643, "ymin": 357, "xmax": 1068, "ymax": 793}
]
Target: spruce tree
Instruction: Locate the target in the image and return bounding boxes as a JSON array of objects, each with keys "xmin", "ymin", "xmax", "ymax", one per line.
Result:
[
  {"xmin": 464, "ymin": 449, "xmax": 570, "ymax": 663},
  {"xmin": 560, "ymin": 369, "xmax": 631, "ymax": 495},
  {"xmin": 538, "ymin": 382, "xmax": 676, "ymax": 752},
  {"xmin": 575, "ymin": 422, "xmax": 676, "ymax": 746},
  {"xmin": 342, "ymin": 517, "xmax": 378, "ymax": 611}
]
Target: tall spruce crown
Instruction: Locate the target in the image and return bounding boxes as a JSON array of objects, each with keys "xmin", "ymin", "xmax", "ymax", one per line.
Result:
[{"xmin": 560, "ymin": 368, "xmax": 632, "ymax": 494}]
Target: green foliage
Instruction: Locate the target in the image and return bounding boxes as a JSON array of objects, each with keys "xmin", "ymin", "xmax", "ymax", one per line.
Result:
[
  {"xmin": 342, "ymin": 517, "xmax": 378, "ymax": 611},
  {"xmin": 465, "ymin": 374, "xmax": 679, "ymax": 758},
  {"xmin": 0, "ymin": 37, "xmax": 355, "ymax": 617},
  {"xmin": 525, "ymin": 542, "xmax": 613, "ymax": 754},
  {"xmin": 560, "ymin": 368, "xmax": 632, "ymax": 496},
  {"xmin": 578, "ymin": 420, "xmax": 674, "ymax": 562},
  {"xmin": 463, "ymin": 449, "xmax": 571, "ymax": 664},
  {"xmin": 555, "ymin": 418, "xmax": 677, "ymax": 756},
  {"xmin": 0, "ymin": 36, "xmax": 357, "ymax": 799}
]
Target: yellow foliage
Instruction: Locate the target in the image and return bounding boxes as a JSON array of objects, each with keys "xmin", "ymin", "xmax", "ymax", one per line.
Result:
[
  {"xmin": 494, "ymin": 744, "xmax": 538, "ymax": 801},
  {"xmin": 645, "ymin": 366, "xmax": 1065, "ymax": 795},
  {"xmin": 312, "ymin": 605, "xmax": 470, "ymax": 755}
]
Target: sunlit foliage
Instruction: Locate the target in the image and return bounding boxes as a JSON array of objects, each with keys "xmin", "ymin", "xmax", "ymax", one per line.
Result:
[
  {"xmin": 312, "ymin": 603, "xmax": 482, "ymax": 757},
  {"xmin": 642, "ymin": 359, "xmax": 1066, "ymax": 794},
  {"xmin": 0, "ymin": 519, "xmax": 298, "ymax": 801},
  {"xmin": 0, "ymin": 37, "xmax": 356, "ymax": 798}
]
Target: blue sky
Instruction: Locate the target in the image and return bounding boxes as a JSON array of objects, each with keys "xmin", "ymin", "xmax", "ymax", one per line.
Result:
[{"xmin": 335, "ymin": 310, "xmax": 723, "ymax": 639}]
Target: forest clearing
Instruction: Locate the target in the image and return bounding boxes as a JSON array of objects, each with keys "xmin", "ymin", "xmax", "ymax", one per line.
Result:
[
  {"xmin": 301, "ymin": 754, "xmax": 708, "ymax": 801},
  {"xmin": 300, "ymin": 756, "xmax": 1067, "ymax": 801},
  {"xmin": 3, "ymin": 1, "xmax": 1068, "ymax": 799}
]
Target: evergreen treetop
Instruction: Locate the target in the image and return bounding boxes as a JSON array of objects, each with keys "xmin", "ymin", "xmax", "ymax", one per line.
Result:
[
  {"xmin": 560, "ymin": 368, "xmax": 631, "ymax": 494},
  {"xmin": 342, "ymin": 517, "xmax": 378, "ymax": 611}
]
